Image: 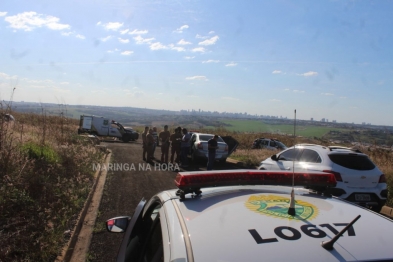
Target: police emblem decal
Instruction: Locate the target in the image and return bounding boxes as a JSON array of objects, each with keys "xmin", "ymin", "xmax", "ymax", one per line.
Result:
[{"xmin": 245, "ymin": 194, "xmax": 318, "ymax": 221}]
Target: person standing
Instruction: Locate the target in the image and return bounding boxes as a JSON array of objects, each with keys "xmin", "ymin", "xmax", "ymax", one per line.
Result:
[
  {"xmin": 146, "ymin": 128, "xmax": 155, "ymax": 164},
  {"xmin": 159, "ymin": 125, "xmax": 171, "ymax": 164},
  {"xmin": 170, "ymin": 127, "xmax": 182, "ymax": 164},
  {"xmin": 151, "ymin": 126, "xmax": 159, "ymax": 159},
  {"xmin": 180, "ymin": 128, "xmax": 191, "ymax": 167},
  {"xmin": 141, "ymin": 126, "xmax": 149, "ymax": 161},
  {"xmin": 207, "ymin": 135, "xmax": 219, "ymax": 170}
]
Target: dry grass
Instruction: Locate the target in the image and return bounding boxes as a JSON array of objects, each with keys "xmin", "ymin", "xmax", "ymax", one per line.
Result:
[{"xmin": 0, "ymin": 107, "xmax": 103, "ymax": 261}]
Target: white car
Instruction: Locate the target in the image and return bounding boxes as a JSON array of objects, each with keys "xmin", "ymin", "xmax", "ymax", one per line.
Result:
[
  {"xmin": 258, "ymin": 144, "xmax": 387, "ymax": 211},
  {"xmin": 106, "ymin": 170, "xmax": 393, "ymax": 261},
  {"xmin": 188, "ymin": 132, "xmax": 238, "ymax": 163}
]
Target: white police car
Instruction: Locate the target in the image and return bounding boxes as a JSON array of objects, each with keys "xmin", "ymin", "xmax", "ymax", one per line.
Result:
[{"xmin": 106, "ymin": 170, "xmax": 393, "ymax": 262}]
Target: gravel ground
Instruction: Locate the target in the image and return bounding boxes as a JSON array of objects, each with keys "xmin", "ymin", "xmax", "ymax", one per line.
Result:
[{"xmin": 88, "ymin": 140, "xmax": 242, "ymax": 261}]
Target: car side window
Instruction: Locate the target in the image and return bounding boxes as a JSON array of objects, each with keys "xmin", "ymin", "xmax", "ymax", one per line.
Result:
[
  {"xmin": 270, "ymin": 141, "xmax": 276, "ymax": 147},
  {"xmin": 125, "ymin": 202, "xmax": 162, "ymax": 261},
  {"xmin": 278, "ymin": 149, "xmax": 302, "ymax": 161},
  {"xmin": 141, "ymin": 216, "xmax": 164, "ymax": 262},
  {"xmin": 298, "ymin": 149, "xmax": 322, "ymax": 163}
]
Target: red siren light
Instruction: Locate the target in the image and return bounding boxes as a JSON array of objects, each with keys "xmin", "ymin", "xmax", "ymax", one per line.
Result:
[{"xmin": 175, "ymin": 170, "xmax": 337, "ymax": 191}]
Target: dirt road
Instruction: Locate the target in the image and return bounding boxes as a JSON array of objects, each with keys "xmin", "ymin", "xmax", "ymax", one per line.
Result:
[{"xmin": 88, "ymin": 140, "xmax": 243, "ymax": 261}]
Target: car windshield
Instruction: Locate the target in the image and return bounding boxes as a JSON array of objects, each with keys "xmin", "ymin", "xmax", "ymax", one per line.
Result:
[
  {"xmin": 199, "ymin": 135, "xmax": 224, "ymax": 142},
  {"xmin": 276, "ymin": 142, "xmax": 287, "ymax": 149}
]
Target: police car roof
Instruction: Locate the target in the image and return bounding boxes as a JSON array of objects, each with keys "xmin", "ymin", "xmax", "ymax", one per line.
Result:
[{"xmin": 164, "ymin": 186, "xmax": 393, "ymax": 261}]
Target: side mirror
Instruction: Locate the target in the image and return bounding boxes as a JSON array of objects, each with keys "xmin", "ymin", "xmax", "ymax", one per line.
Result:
[
  {"xmin": 271, "ymin": 155, "xmax": 278, "ymax": 161},
  {"xmin": 106, "ymin": 216, "xmax": 131, "ymax": 233}
]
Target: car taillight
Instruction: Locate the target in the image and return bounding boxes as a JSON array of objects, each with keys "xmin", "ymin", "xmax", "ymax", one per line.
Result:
[
  {"xmin": 379, "ymin": 174, "xmax": 386, "ymax": 183},
  {"xmin": 197, "ymin": 143, "xmax": 203, "ymax": 149},
  {"xmin": 323, "ymin": 170, "xmax": 343, "ymax": 182},
  {"xmin": 225, "ymin": 145, "xmax": 228, "ymax": 151}
]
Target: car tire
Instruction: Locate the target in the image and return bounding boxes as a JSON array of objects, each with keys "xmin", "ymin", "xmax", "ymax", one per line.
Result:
[{"xmin": 122, "ymin": 135, "xmax": 131, "ymax": 143}]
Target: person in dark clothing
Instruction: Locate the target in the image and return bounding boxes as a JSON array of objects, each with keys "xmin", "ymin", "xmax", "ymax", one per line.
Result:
[
  {"xmin": 180, "ymin": 128, "xmax": 191, "ymax": 167},
  {"xmin": 170, "ymin": 127, "xmax": 182, "ymax": 164},
  {"xmin": 207, "ymin": 135, "xmax": 219, "ymax": 170}
]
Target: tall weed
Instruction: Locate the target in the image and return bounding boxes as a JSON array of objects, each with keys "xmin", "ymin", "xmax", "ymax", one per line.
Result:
[{"xmin": 0, "ymin": 105, "xmax": 103, "ymax": 261}]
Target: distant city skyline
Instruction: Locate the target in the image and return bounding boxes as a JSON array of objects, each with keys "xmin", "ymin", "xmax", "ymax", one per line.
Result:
[
  {"xmin": 9, "ymin": 100, "xmax": 388, "ymax": 127},
  {"xmin": 1, "ymin": 1, "xmax": 392, "ymax": 125}
]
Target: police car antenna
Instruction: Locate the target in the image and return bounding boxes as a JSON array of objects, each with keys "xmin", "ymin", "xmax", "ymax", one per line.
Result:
[{"xmin": 287, "ymin": 109, "xmax": 296, "ymax": 216}]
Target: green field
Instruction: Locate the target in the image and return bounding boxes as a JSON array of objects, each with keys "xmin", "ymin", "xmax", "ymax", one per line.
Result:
[{"xmin": 221, "ymin": 119, "xmax": 344, "ymax": 138}]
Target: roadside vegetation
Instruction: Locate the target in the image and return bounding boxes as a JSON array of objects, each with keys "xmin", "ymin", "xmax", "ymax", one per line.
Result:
[{"xmin": 0, "ymin": 104, "xmax": 103, "ymax": 261}]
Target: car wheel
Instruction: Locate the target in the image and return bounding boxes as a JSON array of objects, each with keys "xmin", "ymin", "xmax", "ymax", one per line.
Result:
[{"xmin": 122, "ymin": 135, "xmax": 131, "ymax": 143}]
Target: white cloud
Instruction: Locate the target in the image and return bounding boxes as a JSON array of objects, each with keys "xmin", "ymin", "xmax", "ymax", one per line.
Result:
[
  {"xmin": 187, "ymin": 95, "xmax": 199, "ymax": 98},
  {"xmin": 52, "ymin": 87, "xmax": 70, "ymax": 93},
  {"xmin": 61, "ymin": 32, "xmax": 72, "ymax": 36},
  {"xmin": 107, "ymin": 48, "xmax": 120, "ymax": 53},
  {"xmin": 129, "ymin": 29, "xmax": 148, "ymax": 35},
  {"xmin": 174, "ymin": 25, "xmax": 189, "ymax": 33},
  {"xmin": 209, "ymin": 31, "xmax": 215, "ymax": 34},
  {"xmin": 60, "ymin": 82, "xmax": 69, "ymax": 85},
  {"xmin": 61, "ymin": 31, "xmax": 84, "ymax": 39},
  {"xmin": 96, "ymin": 21, "xmax": 102, "ymax": 26},
  {"xmin": 198, "ymin": 35, "xmax": 219, "ymax": 46},
  {"xmin": 123, "ymin": 88, "xmax": 145, "ymax": 97},
  {"xmin": 134, "ymin": 35, "xmax": 155, "ymax": 44},
  {"xmin": 284, "ymin": 88, "xmax": 290, "ymax": 91},
  {"xmin": 339, "ymin": 96, "xmax": 346, "ymax": 99},
  {"xmin": 0, "ymin": 72, "xmax": 17, "ymax": 80},
  {"xmin": 185, "ymin": 76, "xmax": 208, "ymax": 81},
  {"xmin": 0, "ymin": 12, "xmax": 8, "ymax": 17},
  {"xmin": 270, "ymin": 99, "xmax": 281, "ymax": 102},
  {"xmin": 171, "ymin": 46, "xmax": 185, "ymax": 52},
  {"xmin": 225, "ymin": 62, "xmax": 237, "ymax": 67},
  {"xmin": 202, "ymin": 60, "xmax": 219, "ymax": 63},
  {"xmin": 191, "ymin": 47, "xmax": 206, "ymax": 53},
  {"xmin": 272, "ymin": 70, "xmax": 282, "ymax": 74},
  {"xmin": 321, "ymin": 92, "xmax": 334, "ymax": 96},
  {"xmin": 100, "ymin": 22, "xmax": 123, "ymax": 31},
  {"xmin": 184, "ymin": 56, "xmax": 195, "ymax": 59},
  {"xmin": 150, "ymin": 42, "xmax": 168, "ymax": 50},
  {"xmin": 118, "ymin": 37, "xmax": 129, "ymax": 43},
  {"xmin": 221, "ymin": 96, "xmax": 239, "ymax": 101},
  {"xmin": 299, "ymin": 71, "xmax": 318, "ymax": 77},
  {"xmin": 196, "ymin": 34, "xmax": 208, "ymax": 39},
  {"xmin": 120, "ymin": 29, "xmax": 129, "ymax": 35},
  {"xmin": 293, "ymin": 90, "xmax": 305, "ymax": 93},
  {"xmin": 177, "ymin": 39, "xmax": 192, "ymax": 45},
  {"xmin": 121, "ymin": 51, "xmax": 134, "ymax": 56},
  {"xmin": 4, "ymin": 11, "xmax": 70, "ymax": 31},
  {"xmin": 101, "ymin": 35, "xmax": 112, "ymax": 42}
]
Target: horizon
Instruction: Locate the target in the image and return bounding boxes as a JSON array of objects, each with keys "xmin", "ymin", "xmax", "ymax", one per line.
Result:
[
  {"xmin": 1, "ymin": 1, "xmax": 393, "ymax": 126},
  {"xmin": 8, "ymin": 100, "xmax": 393, "ymax": 128}
]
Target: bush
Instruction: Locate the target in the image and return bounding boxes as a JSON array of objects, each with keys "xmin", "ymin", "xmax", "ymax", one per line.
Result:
[{"xmin": 21, "ymin": 142, "xmax": 61, "ymax": 164}]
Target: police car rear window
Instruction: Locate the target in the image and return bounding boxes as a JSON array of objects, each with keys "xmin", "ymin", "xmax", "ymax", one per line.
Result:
[{"xmin": 328, "ymin": 154, "xmax": 376, "ymax": 170}]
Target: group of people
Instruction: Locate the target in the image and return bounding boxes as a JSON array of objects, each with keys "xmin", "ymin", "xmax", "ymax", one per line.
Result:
[
  {"xmin": 141, "ymin": 125, "xmax": 219, "ymax": 170},
  {"xmin": 141, "ymin": 125, "xmax": 190, "ymax": 167}
]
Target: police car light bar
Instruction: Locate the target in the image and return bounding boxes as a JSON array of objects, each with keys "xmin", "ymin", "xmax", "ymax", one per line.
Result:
[{"xmin": 175, "ymin": 169, "xmax": 336, "ymax": 192}]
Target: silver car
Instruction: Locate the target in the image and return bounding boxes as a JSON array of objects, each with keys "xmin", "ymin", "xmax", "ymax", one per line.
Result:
[{"xmin": 189, "ymin": 132, "xmax": 238, "ymax": 163}]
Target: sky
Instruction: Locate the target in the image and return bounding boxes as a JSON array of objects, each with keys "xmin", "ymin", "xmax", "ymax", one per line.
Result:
[{"xmin": 0, "ymin": 0, "xmax": 392, "ymax": 125}]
